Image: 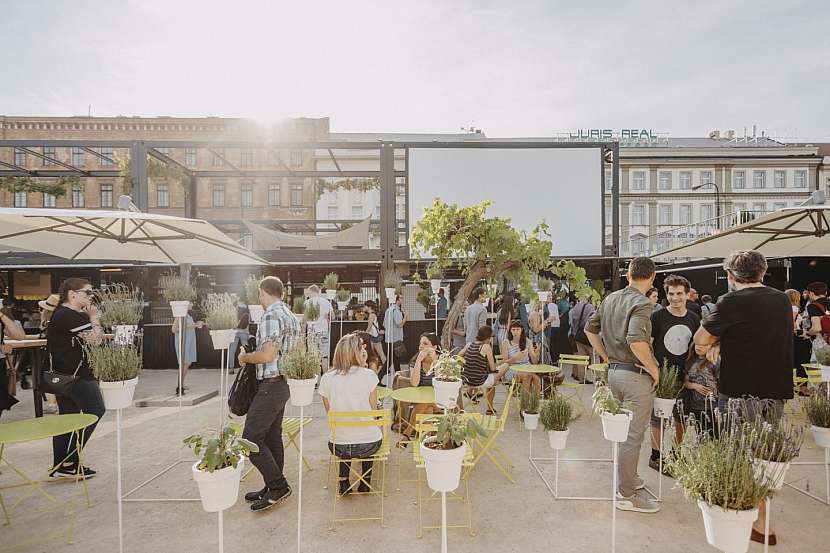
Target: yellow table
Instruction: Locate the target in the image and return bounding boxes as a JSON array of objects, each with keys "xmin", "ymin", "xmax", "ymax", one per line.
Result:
[
  {"xmin": 391, "ymin": 386, "xmax": 436, "ymax": 404},
  {"xmin": 512, "ymin": 364, "xmax": 561, "ymax": 375},
  {"xmin": 376, "ymin": 387, "xmax": 393, "ymax": 401}
]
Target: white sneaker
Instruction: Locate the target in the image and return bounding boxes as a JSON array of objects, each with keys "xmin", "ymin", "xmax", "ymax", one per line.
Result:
[{"xmin": 616, "ymin": 491, "xmax": 660, "ymax": 513}]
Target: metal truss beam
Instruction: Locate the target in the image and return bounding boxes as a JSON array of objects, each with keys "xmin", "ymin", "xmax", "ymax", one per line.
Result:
[
  {"xmin": 147, "ymin": 148, "xmax": 194, "ymax": 175},
  {"xmin": 81, "ymin": 147, "xmax": 118, "ymax": 166},
  {"xmin": 207, "ymin": 148, "xmax": 247, "ymax": 178},
  {"xmin": 0, "ymin": 160, "xmax": 33, "ymax": 175},
  {"xmin": 16, "ymin": 147, "xmax": 90, "ymax": 176}
]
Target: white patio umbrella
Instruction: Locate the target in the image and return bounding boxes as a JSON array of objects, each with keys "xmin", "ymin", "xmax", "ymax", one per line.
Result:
[
  {"xmin": 653, "ymin": 206, "xmax": 830, "ymax": 260},
  {"xmin": 0, "ymin": 206, "xmax": 268, "ymax": 265}
]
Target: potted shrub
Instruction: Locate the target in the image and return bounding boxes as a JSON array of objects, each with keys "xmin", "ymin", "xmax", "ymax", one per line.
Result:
[
  {"xmin": 244, "ymin": 275, "xmax": 263, "ymax": 324},
  {"xmin": 97, "ymin": 284, "xmax": 144, "ymax": 345},
  {"xmin": 203, "ymin": 293, "xmax": 238, "ymax": 350},
  {"xmin": 292, "ymin": 297, "xmax": 305, "ymax": 322},
  {"xmin": 159, "ymin": 272, "xmax": 196, "ymax": 318},
  {"xmin": 383, "ymin": 270, "xmax": 402, "ymax": 301},
  {"xmin": 184, "ymin": 422, "xmax": 259, "ymax": 513},
  {"xmin": 592, "ymin": 384, "xmax": 631, "ymax": 442},
  {"xmin": 803, "ymin": 390, "xmax": 830, "ymax": 449},
  {"xmin": 653, "ymin": 361, "xmax": 682, "ymax": 419},
  {"xmin": 84, "ymin": 338, "xmax": 142, "ymax": 410},
  {"xmin": 323, "ymin": 272, "xmax": 339, "ymax": 301},
  {"xmin": 520, "ymin": 388, "xmax": 541, "ymax": 430},
  {"xmin": 746, "ymin": 413, "xmax": 803, "ymax": 491},
  {"xmin": 426, "ymin": 265, "xmax": 443, "ymax": 294},
  {"xmin": 432, "ymin": 352, "xmax": 463, "ymax": 408},
  {"xmin": 667, "ymin": 418, "xmax": 775, "ymax": 553},
  {"xmin": 541, "ymin": 394, "xmax": 574, "ymax": 450},
  {"xmin": 416, "ymin": 289, "xmax": 432, "ymax": 314},
  {"xmin": 282, "ymin": 339, "xmax": 321, "ymax": 407},
  {"xmin": 420, "ymin": 408, "xmax": 487, "ymax": 492},
  {"xmin": 815, "ymin": 343, "xmax": 830, "ymax": 381},
  {"xmin": 336, "ymin": 288, "xmax": 351, "ymax": 312},
  {"xmin": 536, "ymin": 277, "xmax": 552, "ymax": 302},
  {"xmin": 303, "ymin": 299, "xmax": 320, "ymax": 326}
]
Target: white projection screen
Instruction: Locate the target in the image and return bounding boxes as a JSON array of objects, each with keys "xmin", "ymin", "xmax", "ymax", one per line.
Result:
[{"xmin": 408, "ymin": 147, "xmax": 604, "ymax": 257}]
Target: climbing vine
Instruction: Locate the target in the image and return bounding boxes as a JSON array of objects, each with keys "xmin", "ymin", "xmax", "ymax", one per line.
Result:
[{"xmin": 0, "ymin": 176, "xmax": 80, "ymax": 198}]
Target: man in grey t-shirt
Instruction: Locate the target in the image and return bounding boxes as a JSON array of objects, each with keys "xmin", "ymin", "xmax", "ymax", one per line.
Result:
[{"xmin": 464, "ymin": 287, "xmax": 488, "ymax": 344}]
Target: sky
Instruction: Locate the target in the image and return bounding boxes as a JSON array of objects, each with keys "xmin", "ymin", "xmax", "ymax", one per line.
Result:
[{"xmin": 1, "ymin": 0, "xmax": 828, "ymax": 140}]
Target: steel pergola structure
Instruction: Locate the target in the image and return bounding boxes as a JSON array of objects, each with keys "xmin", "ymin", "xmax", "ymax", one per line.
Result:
[{"xmin": 0, "ymin": 139, "xmax": 621, "ymax": 278}]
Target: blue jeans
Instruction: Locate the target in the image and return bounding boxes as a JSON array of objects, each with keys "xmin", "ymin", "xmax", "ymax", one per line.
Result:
[
  {"xmin": 53, "ymin": 379, "xmax": 106, "ymax": 466},
  {"xmin": 328, "ymin": 440, "xmax": 382, "ymax": 486}
]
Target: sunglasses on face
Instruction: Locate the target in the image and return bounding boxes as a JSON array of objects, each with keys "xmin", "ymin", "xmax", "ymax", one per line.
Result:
[{"xmin": 75, "ymin": 289, "xmax": 94, "ymax": 297}]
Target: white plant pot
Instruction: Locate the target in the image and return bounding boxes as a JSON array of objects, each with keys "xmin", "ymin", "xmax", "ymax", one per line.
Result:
[
  {"xmin": 523, "ymin": 412, "xmax": 540, "ymax": 431},
  {"xmin": 820, "ymin": 364, "xmax": 830, "ymax": 382},
  {"xmin": 248, "ymin": 304, "xmax": 264, "ymax": 324},
  {"xmin": 547, "ymin": 429, "xmax": 570, "ymax": 450},
  {"xmin": 113, "ymin": 324, "xmax": 138, "ymax": 345},
  {"xmin": 752, "ymin": 458, "xmax": 790, "ymax": 491},
  {"xmin": 653, "ymin": 397, "xmax": 676, "ymax": 419},
  {"xmin": 337, "ymin": 301, "xmax": 348, "ymax": 312},
  {"xmin": 433, "ymin": 377, "xmax": 462, "ymax": 408},
  {"xmin": 811, "ymin": 425, "xmax": 830, "ymax": 449},
  {"xmin": 385, "ymin": 287, "xmax": 396, "ymax": 300},
  {"xmin": 600, "ymin": 409, "xmax": 632, "ymax": 442},
  {"xmin": 170, "ymin": 300, "xmax": 190, "ymax": 318},
  {"xmin": 99, "ymin": 377, "xmax": 139, "ymax": 410},
  {"xmin": 537, "ymin": 291, "xmax": 548, "ymax": 302},
  {"xmin": 287, "ymin": 375, "xmax": 318, "ymax": 407},
  {"xmin": 420, "ymin": 437, "xmax": 467, "ymax": 492},
  {"xmin": 209, "ymin": 328, "xmax": 236, "ymax": 350},
  {"xmin": 697, "ymin": 501, "xmax": 758, "ymax": 553},
  {"xmin": 325, "ymin": 289, "xmax": 336, "ymax": 300},
  {"xmin": 430, "ymin": 279, "xmax": 442, "ymax": 294},
  {"xmin": 192, "ymin": 458, "xmax": 244, "ymax": 513}
]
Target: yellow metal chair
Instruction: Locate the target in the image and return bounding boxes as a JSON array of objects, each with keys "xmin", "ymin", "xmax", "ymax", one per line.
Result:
[
  {"xmin": 327, "ymin": 409, "xmax": 391, "ymax": 529},
  {"xmin": 413, "ymin": 413, "xmax": 476, "ymax": 538},
  {"xmin": 587, "ymin": 362, "xmax": 608, "ymax": 385},
  {"xmin": 557, "ymin": 354, "xmax": 591, "ymax": 415},
  {"xmin": 468, "ymin": 381, "xmax": 516, "ymax": 483},
  {"xmin": 242, "ymin": 416, "xmax": 312, "ymax": 481}
]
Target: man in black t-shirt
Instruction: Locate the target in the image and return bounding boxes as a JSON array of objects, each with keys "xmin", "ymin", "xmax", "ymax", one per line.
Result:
[
  {"xmin": 649, "ymin": 274, "xmax": 700, "ymax": 471},
  {"xmin": 694, "ymin": 250, "xmax": 792, "ymax": 544},
  {"xmin": 805, "ymin": 281, "xmax": 830, "ymax": 359}
]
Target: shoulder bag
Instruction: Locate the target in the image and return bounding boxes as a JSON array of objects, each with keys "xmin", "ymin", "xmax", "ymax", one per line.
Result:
[
  {"xmin": 40, "ymin": 352, "xmax": 82, "ymax": 397},
  {"xmin": 228, "ymin": 342, "xmax": 260, "ymax": 416}
]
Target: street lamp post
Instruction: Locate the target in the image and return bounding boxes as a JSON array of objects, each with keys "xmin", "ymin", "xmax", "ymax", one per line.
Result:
[{"xmin": 692, "ymin": 181, "xmax": 721, "ymax": 229}]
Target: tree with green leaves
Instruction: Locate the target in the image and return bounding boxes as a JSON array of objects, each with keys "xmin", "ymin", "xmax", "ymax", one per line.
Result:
[{"xmin": 0, "ymin": 176, "xmax": 80, "ymax": 203}]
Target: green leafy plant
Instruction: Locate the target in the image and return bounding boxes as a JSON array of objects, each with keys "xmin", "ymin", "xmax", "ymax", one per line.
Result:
[
  {"xmin": 97, "ymin": 284, "xmax": 144, "ymax": 327},
  {"xmin": 655, "ymin": 360, "xmax": 683, "ymax": 399},
  {"xmin": 520, "ymin": 388, "xmax": 541, "ymax": 415},
  {"xmin": 323, "ymin": 272, "xmax": 339, "ymax": 291},
  {"xmin": 551, "ymin": 260, "xmax": 602, "ymax": 305},
  {"xmin": 292, "ymin": 297, "xmax": 305, "ymax": 314},
  {"xmin": 432, "ymin": 352, "xmax": 463, "ymax": 381},
  {"xmin": 803, "ymin": 390, "xmax": 830, "ymax": 428},
  {"xmin": 0, "ymin": 175, "xmax": 79, "ymax": 198},
  {"xmin": 183, "ymin": 422, "xmax": 259, "ymax": 473},
  {"xmin": 416, "ymin": 289, "xmax": 432, "ymax": 309},
  {"xmin": 541, "ymin": 395, "xmax": 575, "ymax": 431},
  {"xmin": 425, "ymin": 408, "xmax": 487, "ymax": 450},
  {"xmin": 281, "ymin": 342, "xmax": 321, "ymax": 380},
  {"xmin": 426, "ymin": 264, "xmax": 443, "ymax": 280},
  {"xmin": 244, "ymin": 275, "xmax": 260, "ymax": 305},
  {"xmin": 202, "ymin": 293, "xmax": 237, "ymax": 330},
  {"xmin": 117, "ymin": 153, "xmax": 189, "ymax": 194},
  {"xmin": 536, "ymin": 277, "xmax": 552, "ymax": 292},
  {"xmin": 592, "ymin": 384, "xmax": 625, "ymax": 416},
  {"xmin": 303, "ymin": 299, "xmax": 320, "ymax": 321},
  {"xmin": 383, "ymin": 270, "xmax": 402, "ymax": 293},
  {"xmin": 336, "ymin": 288, "xmax": 351, "ymax": 302},
  {"xmin": 815, "ymin": 344, "xmax": 830, "ymax": 366},
  {"xmin": 83, "ymin": 339, "xmax": 142, "ymax": 382},
  {"xmin": 159, "ymin": 272, "xmax": 196, "ymax": 302}
]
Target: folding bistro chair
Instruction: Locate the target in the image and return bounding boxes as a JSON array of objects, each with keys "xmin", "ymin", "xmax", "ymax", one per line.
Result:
[
  {"xmin": 556, "ymin": 354, "xmax": 591, "ymax": 415},
  {"xmin": 468, "ymin": 381, "xmax": 516, "ymax": 483},
  {"xmin": 327, "ymin": 409, "xmax": 391, "ymax": 529},
  {"xmin": 242, "ymin": 416, "xmax": 312, "ymax": 481}
]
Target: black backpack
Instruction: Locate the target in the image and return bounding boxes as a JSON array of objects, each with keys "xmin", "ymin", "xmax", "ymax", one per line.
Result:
[{"xmin": 227, "ymin": 340, "xmax": 259, "ymax": 416}]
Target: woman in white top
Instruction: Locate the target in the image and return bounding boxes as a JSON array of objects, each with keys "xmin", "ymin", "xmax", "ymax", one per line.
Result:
[{"xmin": 318, "ymin": 333, "xmax": 382, "ymax": 496}]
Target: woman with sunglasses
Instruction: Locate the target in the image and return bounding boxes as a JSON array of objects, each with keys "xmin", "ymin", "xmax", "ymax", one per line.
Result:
[{"xmin": 47, "ymin": 278, "xmax": 105, "ymax": 479}]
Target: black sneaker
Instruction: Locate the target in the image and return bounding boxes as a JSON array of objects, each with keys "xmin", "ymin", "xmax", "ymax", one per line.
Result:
[
  {"xmin": 245, "ymin": 485, "xmax": 269, "ymax": 503},
  {"xmin": 250, "ymin": 485, "xmax": 292, "ymax": 512},
  {"xmin": 50, "ymin": 464, "xmax": 96, "ymax": 479}
]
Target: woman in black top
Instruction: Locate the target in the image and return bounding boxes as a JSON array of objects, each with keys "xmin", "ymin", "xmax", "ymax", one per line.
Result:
[
  {"xmin": 459, "ymin": 326, "xmax": 511, "ymax": 415},
  {"xmin": 48, "ymin": 278, "xmax": 106, "ymax": 479}
]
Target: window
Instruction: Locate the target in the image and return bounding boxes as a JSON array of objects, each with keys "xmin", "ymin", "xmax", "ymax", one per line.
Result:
[
  {"xmin": 605, "ymin": 173, "xmax": 612, "ymax": 191},
  {"xmin": 351, "ymin": 206, "xmax": 363, "ymax": 219},
  {"xmin": 72, "ymin": 184, "xmax": 84, "ymax": 207},
  {"xmin": 753, "ymin": 170, "xmax": 766, "ymax": 189},
  {"xmin": 157, "ymin": 147, "xmax": 172, "ymax": 156},
  {"xmin": 241, "ymin": 181, "xmax": 253, "ymax": 207},
  {"xmin": 290, "ymin": 184, "xmax": 303, "ymax": 207},
  {"xmin": 772, "ymin": 202, "xmax": 786, "ymax": 212},
  {"xmin": 268, "ymin": 183, "xmax": 280, "ymax": 206},
  {"xmin": 631, "ymin": 204, "xmax": 646, "ymax": 226},
  {"xmin": 631, "ymin": 171, "xmax": 646, "ymax": 191},
  {"xmin": 71, "ymin": 147, "xmax": 84, "ymax": 167},
  {"xmin": 157, "ymin": 183, "xmax": 170, "ymax": 207},
  {"xmin": 100, "ymin": 147, "xmax": 114, "ymax": 166},
  {"xmin": 679, "ymin": 204, "xmax": 692, "ymax": 225},
  {"xmin": 327, "ymin": 206, "xmax": 338, "ymax": 218},
  {"xmin": 752, "ymin": 202, "xmax": 766, "ymax": 215},
  {"xmin": 679, "ymin": 172, "xmax": 692, "ymax": 190},
  {"xmin": 185, "ymin": 148, "xmax": 197, "ymax": 166},
  {"xmin": 657, "ymin": 237, "xmax": 672, "ymax": 252},
  {"xmin": 13, "ymin": 191, "xmax": 27, "ymax": 207},
  {"xmin": 42, "ymin": 146, "xmax": 56, "ymax": 166},
  {"xmin": 774, "ymin": 170, "xmax": 786, "ymax": 188},
  {"xmin": 14, "ymin": 149, "xmax": 26, "ymax": 167},
  {"xmin": 211, "ymin": 149, "xmax": 225, "ymax": 167},
  {"xmin": 733, "ymin": 170, "xmax": 746, "ymax": 189},
  {"xmin": 658, "ymin": 204, "xmax": 672, "ymax": 225},
  {"xmin": 43, "ymin": 193, "xmax": 56, "ymax": 207},
  {"xmin": 794, "ymin": 170, "xmax": 807, "ymax": 188},
  {"xmin": 658, "ymin": 172, "xmax": 671, "ymax": 191},
  {"xmin": 733, "ymin": 202, "xmax": 747, "ymax": 214},
  {"xmin": 212, "ymin": 182, "xmax": 225, "ymax": 207},
  {"xmin": 290, "ymin": 151, "xmax": 303, "ymax": 167},
  {"xmin": 373, "ymin": 204, "xmax": 380, "ymax": 219},
  {"xmin": 240, "ymin": 233, "xmax": 253, "ymax": 250},
  {"xmin": 267, "ymin": 150, "xmax": 281, "ymax": 166},
  {"xmin": 700, "ymin": 204, "xmax": 714, "ymax": 221},
  {"xmin": 396, "ymin": 201, "xmax": 406, "ymax": 221},
  {"xmin": 100, "ymin": 183, "xmax": 113, "ymax": 208},
  {"xmin": 699, "ymin": 171, "xmax": 713, "ymax": 187},
  {"xmin": 240, "ymin": 149, "xmax": 255, "ymax": 167}
]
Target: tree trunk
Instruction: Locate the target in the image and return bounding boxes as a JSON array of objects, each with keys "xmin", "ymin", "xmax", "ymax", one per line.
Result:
[{"xmin": 441, "ymin": 260, "xmax": 487, "ymax": 350}]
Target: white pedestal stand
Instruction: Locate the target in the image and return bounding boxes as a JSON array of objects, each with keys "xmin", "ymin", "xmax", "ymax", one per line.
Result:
[
  {"xmin": 785, "ymin": 446, "xmax": 830, "ymax": 505},
  {"xmin": 611, "ymin": 441, "xmax": 619, "ymax": 553},
  {"xmin": 297, "ymin": 403, "xmax": 305, "ymax": 553},
  {"xmin": 528, "ymin": 428, "xmax": 613, "ymax": 501},
  {"xmin": 116, "ymin": 407, "xmax": 124, "ymax": 553},
  {"xmin": 441, "ymin": 490, "xmax": 448, "ymax": 553}
]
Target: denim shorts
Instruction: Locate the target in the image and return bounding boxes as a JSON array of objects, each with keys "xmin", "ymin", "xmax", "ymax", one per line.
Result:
[{"xmin": 328, "ymin": 440, "xmax": 382, "ymax": 459}]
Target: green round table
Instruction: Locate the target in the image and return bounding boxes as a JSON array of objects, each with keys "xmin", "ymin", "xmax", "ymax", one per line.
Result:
[
  {"xmin": 512, "ymin": 364, "xmax": 561, "ymax": 375},
  {"xmin": 391, "ymin": 386, "xmax": 436, "ymax": 404},
  {"xmin": 376, "ymin": 387, "xmax": 393, "ymax": 400}
]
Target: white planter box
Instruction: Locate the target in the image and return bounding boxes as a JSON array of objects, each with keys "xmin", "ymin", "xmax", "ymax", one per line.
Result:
[
  {"xmin": 820, "ymin": 364, "xmax": 830, "ymax": 382},
  {"xmin": 600, "ymin": 409, "xmax": 632, "ymax": 442},
  {"xmin": 248, "ymin": 304, "xmax": 264, "ymax": 324},
  {"xmin": 420, "ymin": 437, "xmax": 466, "ymax": 492},
  {"xmin": 209, "ymin": 328, "xmax": 236, "ymax": 350},
  {"xmin": 811, "ymin": 425, "xmax": 830, "ymax": 449},
  {"xmin": 752, "ymin": 458, "xmax": 790, "ymax": 491},
  {"xmin": 653, "ymin": 397, "xmax": 676, "ymax": 419},
  {"xmin": 170, "ymin": 301, "xmax": 190, "ymax": 318},
  {"xmin": 547, "ymin": 429, "xmax": 570, "ymax": 450},
  {"xmin": 99, "ymin": 377, "xmax": 139, "ymax": 410},
  {"xmin": 523, "ymin": 412, "xmax": 540, "ymax": 431},
  {"xmin": 325, "ymin": 289, "xmax": 336, "ymax": 301},
  {"xmin": 337, "ymin": 301, "xmax": 348, "ymax": 312},
  {"xmin": 287, "ymin": 375, "xmax": 318, "ymax": 407},
  {"xmin": 113, "ymin": 325, "xmax": 138, "ymax": 345},
  {"xmin": 433, "ymin": 377, "xmax": 462, "ymax": 408},
  {"xmin": 697, "ymin": 501, "xmax": 758, "ymax": 553},
  {"xmin": 385, "ymin": 288, "xmax": 397, "ymax": 300},
  {"xmin": 192, "ymin": 458, "xmax": 244, "ymax": 513}
]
